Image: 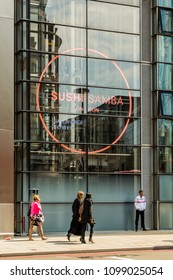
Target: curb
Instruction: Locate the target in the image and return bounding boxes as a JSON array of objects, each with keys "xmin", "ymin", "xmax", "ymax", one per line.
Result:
[{"xmin": 1, "ymin": 245, "xmax": 173, "ymax": 258}]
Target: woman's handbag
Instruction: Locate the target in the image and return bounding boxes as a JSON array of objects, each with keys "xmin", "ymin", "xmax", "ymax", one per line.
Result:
[{"xmin": 30, "ymin": 213, "xmax": 45, "ymax": 224}]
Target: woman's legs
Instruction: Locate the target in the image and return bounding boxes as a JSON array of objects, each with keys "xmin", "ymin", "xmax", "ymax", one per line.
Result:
[
  {"xmin": 89, "ymin": 223, "xmax": 94, "ymax": 243},
  {"xmin": 38, "ymin": 223, "xmax": 47, "ymax": 240},
  {"xmin": 28, "ymin": 222, "xmax": 34, "ymax": 241},
  {"xmin": 81, "ymin": 223, "xmax": 87, "ymax": 243},
  {"xmin": 67, "ymin": 219, "xmax": 75, "ymax": 241}
]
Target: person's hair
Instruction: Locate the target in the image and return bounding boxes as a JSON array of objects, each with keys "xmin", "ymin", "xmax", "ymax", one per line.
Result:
[
  {"xmin": 86, "ymin": 192, "xmax": 92, "ymax": 199},
  {"xmin": 139, "ymin": 190, "xmax": 143, "ymax": 193},
  {"xmin": 33, "ymin": 194, "xmax": 40, "ymax": 201},
  {"xmin": 77, "ymin": 191, "xmax": 84, "ymax": 199}
]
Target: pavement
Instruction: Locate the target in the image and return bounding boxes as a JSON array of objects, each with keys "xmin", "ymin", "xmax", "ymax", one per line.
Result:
[{"xmin": 0, "ymin": 230, "xmax": 173, "ymax": 257}]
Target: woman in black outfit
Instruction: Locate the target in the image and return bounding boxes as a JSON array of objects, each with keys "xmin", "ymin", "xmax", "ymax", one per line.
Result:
[
  {"xmin": 81, "ymin": 193, "xmax": 95, "ymax": 244},
  {"xmin": 67, "ymin": 191, "xmax": 84, "ymax": 241}
]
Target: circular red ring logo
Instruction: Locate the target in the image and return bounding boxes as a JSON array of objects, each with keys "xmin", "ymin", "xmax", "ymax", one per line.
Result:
[{"xmin": 36, "ymin": 48, "xmax": 132, "ymax": 154}]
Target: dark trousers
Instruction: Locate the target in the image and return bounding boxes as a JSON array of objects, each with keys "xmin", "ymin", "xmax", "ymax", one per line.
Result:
[
  {"xmin": 81, "ymin": 222, "xmax": 94, "ymax": 239},
  {"xmin": 135, "ymin": 210, "xmax": 145, "ymax": 230}
]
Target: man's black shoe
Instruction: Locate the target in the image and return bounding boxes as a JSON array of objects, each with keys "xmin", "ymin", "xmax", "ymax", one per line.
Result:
[
  {"xmin": 135, "ymin": 228, "xmax": 138, "ymax": 232},
  {"xmin": 143, "ymin": 228, "xmax": 147, "ymax": 231}
]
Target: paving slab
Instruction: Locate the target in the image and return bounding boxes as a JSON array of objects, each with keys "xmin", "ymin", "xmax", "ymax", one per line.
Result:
[{"xmin": 0, "ymin": 230, "xmax": 173, "ymax": 257}]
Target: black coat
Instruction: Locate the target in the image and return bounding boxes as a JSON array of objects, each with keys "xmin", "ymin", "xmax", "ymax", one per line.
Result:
[
  {"xmin": 72, "ymin": 198, "xmax": 80, "ymax": 222},
  {"xmin": 68, "ymin": 198, "xmax": 83, "ymax": 236},
  {"xmin": 81, "ymin": 198, "xmax": 93, "ymax": 223}
]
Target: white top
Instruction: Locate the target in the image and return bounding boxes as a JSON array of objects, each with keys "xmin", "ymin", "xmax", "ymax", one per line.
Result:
[{"xmin": 135, "ymin": 195, "xmax": 146, "ymax": 211}]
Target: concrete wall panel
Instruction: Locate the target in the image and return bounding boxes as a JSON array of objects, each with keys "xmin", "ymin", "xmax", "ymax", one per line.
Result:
[
  {"xmin": 0, "ymin": 129, "xmax": 14, "ymax": 203},
  {"xmin": 0, "ymin": 17, "xmax": 14, "ymax": 129},
  {"xmin": 0, "ymin": 0, "xmax": 14, "ymax": 18},
  {"xmin": 0, "ymin": 204, "xmax": 14, "ymax": 238}
]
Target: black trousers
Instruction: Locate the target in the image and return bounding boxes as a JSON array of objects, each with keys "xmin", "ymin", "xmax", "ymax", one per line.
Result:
[
  {"xmin": 135, "ymin": 210, "xmax": 145, "ymax": 230},
  {"xmin": 81, "ymin": 222, "xmax": 94, "ymax": 239}
]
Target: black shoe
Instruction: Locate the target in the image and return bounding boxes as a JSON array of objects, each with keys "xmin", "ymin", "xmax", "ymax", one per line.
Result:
[
  {"xmin": 80, "ymin": 238, "xmax": 86, "ymax": 244},
  {"xmin": 135, "ymin": 228, "xmax": 138, "ymax": 232},
  {"xmin": 143, "ymin": 228, "xmax": 147, "ymax": 231},
  {"xmin": 89, "ymin": 237, "xmax": 94, "ymax": 243},
  {"xmin": 67, "ymin": 233, "xmax": 71, "ymax": 241}
]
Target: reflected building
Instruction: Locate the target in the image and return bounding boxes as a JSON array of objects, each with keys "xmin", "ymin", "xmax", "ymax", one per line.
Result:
[{"xmin": 1, "ymin": 0, "xmax": 173, "ymax": 237}]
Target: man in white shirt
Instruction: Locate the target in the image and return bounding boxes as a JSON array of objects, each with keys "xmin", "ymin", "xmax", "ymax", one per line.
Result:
[{"xmin": 135, "ymin": 190, "xmax": 147, "ymax": 231}]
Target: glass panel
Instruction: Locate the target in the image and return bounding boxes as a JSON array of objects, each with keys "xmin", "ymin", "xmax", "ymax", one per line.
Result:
[
  {"xmin": 29, "ymin": 52, "xmax": 86, "ymax": 82},
  {"xmin": 159, "ymin": 92, "xmax": 173, "ymax": 116},
  {"xmin": 30, "ymin": 0, "xmax": 86, "ymax": 27},
  {"xmin": 88, "ymin": 2, "xmax": 139, "ymax": 33},
  {"xmin": 160, "ymin": 203, "xmax": 173, "ymax": 229},
  {"xmin": 88, "ymin": 174, "xmax": 140, "ymax": 202},
  {"xmin": 92, "ymin": 204, "xmax": 135, "ymax": 230},
  {"xmin": 88, "ymin": 30, "xmax": 140, "ymax": 62},
  {"xmin": 158, "ymin": 0, "xmax": 173, "ymax": 8},
  {"xmin": 43, "ymin": 204, "xmax": 74, "ymax": 232},
  {"xmin": 30, "ymin": 143, "xmax": 140, "ymax": 173},
  {"xmin": 159, "ymin": 8, "xmax": 173, "ymax": 34},
  {"xmin": 158, "ymin": 36, "xmax": 173, "ymax": 63},
  {"xmin": 31, "ymin": 82, "xmax": 140, "ymax": 116},
  {"xmin": 96, "ymin": 0, "xmax": 139, "ymax": 5},
  {"xmin": 88, "ymin": 58, "xmax": 140, "ymax": 90},
  {"xmin": 30, "ymin": 173, "xmax": 87, "ymax": 202},
  {"xmin": 25, "ymin": 203, "xmax": 135, "ymax": 231},
  {"xmin": 30, "ymin": 143, "xmax": 87, "ymax": 172},
  {"xmin": 30, "ymin": 23, "xmax": 86, "ymax": 54},
  {"xmin": 30, "ymin": 111, "xmax": 140, "ymax": 144},
  {"xmin": 159, "ymin": 175, "xmax": 173, "ymax": 200},
  {"xmin": 87, "ymin": 146, "xmax": 141, "ymax": 173},
  {"xmin": 29, "ymin": 53, "xmax": 140, "ymax": 89},
  {"xmin": 158, "ymin": 119, "xmax": 173, "ymax": 145},
  {"xmin": 87, "ymin": 88, "xmax": 140, "ymax": 117},
  {"xmin": 159, "ymin": 147, "xmax": 173, "ymax": 173},
  {"xmin": 158, "ymin": 63, "xmax": 173, "ymax": 90}
]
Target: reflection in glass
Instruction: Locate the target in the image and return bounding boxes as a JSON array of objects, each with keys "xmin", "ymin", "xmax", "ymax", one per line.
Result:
[
  {"xmin": 30, "ymin": 145, "xmax": 87, "ymax": 173},
  {"xmin": 29, "ymin": 52, "xmax": 87, "ymax": 83},
  {"xmin": 30, "ymin": 0, "xmax": 86, "ymax": 27},
  {"xmin": 158, "ymin": 0, "xmax": 173, "ymax": 7},
  {"xmin": 158, "ymin": 63, "xmax": 173, "ymax": 90},
  {"xmin": 159, "ymin": 175, "xmax": 173, "ymax": 200},
  {"xmin": 159, "ymin": 8, "xmax": 173, "ymax": 33},
  {"xmin": 31, "ymin": 82, "xmax": 140, "ymax": 116},
  {"xmin": 30, "ymin": 112, "xmax": 140, "ymax": 145},
  {"xmin": 88, "ymin": 174, "xmax": 140, "ymax": 202},
  {"xmin": 87, "ymin": 146, "xmax": 141, "ymax": 173},
  {"xmin": 88, "ymin": 30, "xmax": 140, "ymax": 62},
  {"xmin": 97, "ymin": 0, "xmax": 139, "ymax": 5},
  {"xmin": 30, "ymin": 143, "xmax": 141, "ymax": 173},
  {"xmin": 159, "ymin": 92, "xmax": 173, "ymax": 116},
  {"xmin": 158, "ymin": 119, "xmax": 173, "ymax": 145},
  {"xmin": 88, "ymin": 2, "xmax": 139, "ymax": 33},
  {"xmin": 159, "ymin": 147, "xmax": 173, "ymax": 173},
  {"xmin": 30, "ymin": 23, "xmax": 86, "ymax": 54},
  {"xmin": 158, "ymin": 36, "xmax": 173, "ymax": 63},
  {"xmin": 88, "ymin": 58, "xmax": 140, "ymax": 90},
  {"xmin": 160, "ymin": 203, "xmax": 173, "ymax": 229}
]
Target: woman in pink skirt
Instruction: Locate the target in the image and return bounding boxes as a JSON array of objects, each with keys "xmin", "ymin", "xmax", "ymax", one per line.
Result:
[{"xmin": 28, "ymin": 194, "xmax": 47, "ymax": 241}]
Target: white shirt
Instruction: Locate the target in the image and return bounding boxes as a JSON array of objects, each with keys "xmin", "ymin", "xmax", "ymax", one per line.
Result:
[{"xmin": 135, "ymin": 195, "xmax": 146, "ymax": 211}]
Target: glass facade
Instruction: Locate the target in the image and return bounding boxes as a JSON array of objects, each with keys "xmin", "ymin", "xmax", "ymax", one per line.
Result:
[
  {"xmin": 153, "ymin": 1, "xmax": 173, "ymax": 229},
  {"xmin": 13, "ymin": 0, "xmax": 173, "ymax": 234},
  {"xmin": 14, "ymin": 0, "xmax": 141, "ymax": 234}
]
